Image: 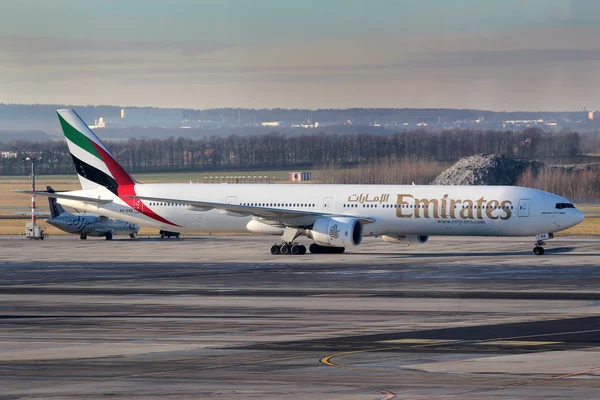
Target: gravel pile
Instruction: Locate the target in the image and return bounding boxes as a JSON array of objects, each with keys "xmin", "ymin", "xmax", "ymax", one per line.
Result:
[{"xmin": 431, "ymin": 154, "xmax": 542, "ymax": 186}]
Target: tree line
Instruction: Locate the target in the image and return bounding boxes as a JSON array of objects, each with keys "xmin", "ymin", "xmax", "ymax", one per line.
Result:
[{"xmin": 0, "ymin": 127, "xmax": 584, "ymax": 176}]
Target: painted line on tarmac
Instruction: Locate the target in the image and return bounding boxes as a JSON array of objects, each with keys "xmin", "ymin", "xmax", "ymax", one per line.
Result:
[{"xmin": 319, "ymin": 325, "xmax": 600, "ymax": 373}]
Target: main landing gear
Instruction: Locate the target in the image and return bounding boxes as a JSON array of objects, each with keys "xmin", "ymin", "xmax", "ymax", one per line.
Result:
[
  {"xmin": 271, "ymin": 242, "xmax": 307, "ymax": 255},
  {"xmin": 270, "ymin": 227, "xmax": 345, "ymax": 256},
  {"xmin": 271, "ymin": 227, "xmax": 307, "ymax": 256},
  {"xmin": 532, "ymin": 233, "xmax": 553, "ymax": 256}
]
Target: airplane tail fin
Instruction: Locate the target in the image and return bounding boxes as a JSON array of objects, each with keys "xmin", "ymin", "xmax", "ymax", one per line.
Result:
[
  {"xmin": 57, "ymin": 109, "xmax": 136, "ymax": 194},
  {"xmin": 46, "ymin": 186, "xmax": 66, "ymax": 218}
]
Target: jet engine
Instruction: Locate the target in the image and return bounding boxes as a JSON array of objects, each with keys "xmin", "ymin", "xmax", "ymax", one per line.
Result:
[
  {"xmin": 307, "ymin": 217, "xmax": 363, "ymax": 247},
  {"xmin": 381, "ymin": 235, "xmax": 429, "ymax": 245}
]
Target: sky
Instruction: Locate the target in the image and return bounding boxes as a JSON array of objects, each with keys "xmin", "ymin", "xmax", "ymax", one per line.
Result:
[{"xmin": 1, "ymin": 0, "xmax": 600, "ymax": 111}]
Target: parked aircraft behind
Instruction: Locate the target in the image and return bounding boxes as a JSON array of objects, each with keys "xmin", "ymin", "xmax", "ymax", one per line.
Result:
[
  {"xmin": 45, "ymin": 186, "xmax": 139, "ymax": 240},
  {"xmin": 17, "ymin": 109, "xmax": 584, "ymax": 255}
]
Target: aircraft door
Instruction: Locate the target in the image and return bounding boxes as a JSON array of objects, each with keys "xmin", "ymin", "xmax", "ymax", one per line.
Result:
[
  {"xmin": 323, "ymin": 197, "xmax": 334, "ymax": 213},
  {"xmin": 226, "ymin": 196, "xmax": 237, "ymax": 205},
  {"xmin": 133, "ymin": 199, "xmax": 143, "ymax": 213},
  {"xmin": 518, "ymin": 199, "xmax": 530, "ymax": 217}
]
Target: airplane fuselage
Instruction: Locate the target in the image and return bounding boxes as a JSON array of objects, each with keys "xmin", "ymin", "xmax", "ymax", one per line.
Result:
[
  {"xmin": 56, "ymin": 183, "xmax": 584, "ymax": 237},
  {"xmin": 46, "ymin": 213, "xmax": 139, "ymax": 237}
]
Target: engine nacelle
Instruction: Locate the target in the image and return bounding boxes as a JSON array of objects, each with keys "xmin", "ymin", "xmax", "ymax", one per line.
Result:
[
  {"xmin": 307, "ymin": 217, "xmax": 363, "ymax": 247},
  {"xmin": 382, "ymin": 235, "xmax": 429, "ymax": 245},
  {"xmin": 246, "ymin": 220, "xmax": 285, "ymax": 235}
]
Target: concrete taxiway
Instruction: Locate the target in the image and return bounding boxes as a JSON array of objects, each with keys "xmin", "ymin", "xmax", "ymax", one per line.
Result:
[{"xmin": 1, "ymin": 236, "xmax": 600, "ymax": 399}]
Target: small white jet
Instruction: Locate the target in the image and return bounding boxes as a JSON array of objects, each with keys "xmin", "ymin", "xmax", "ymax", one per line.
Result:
[
  {"xmin": 18, "ymin": 109, "xmax": 584, "ymax": 255},
  {"xmin": 45, "ymin": 186, "xmax": 140, "ymax": 240}
]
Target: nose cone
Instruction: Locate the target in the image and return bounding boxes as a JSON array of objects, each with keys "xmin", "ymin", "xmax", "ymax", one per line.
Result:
[{"xmin": 575, "ymin": 209, "xmax": 585, "ymax": 225}]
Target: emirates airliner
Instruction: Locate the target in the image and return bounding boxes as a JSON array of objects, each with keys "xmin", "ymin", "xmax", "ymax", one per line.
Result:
[{"xmin": 18, "ymin": 109, "xmax": 584, "ymax": 256}]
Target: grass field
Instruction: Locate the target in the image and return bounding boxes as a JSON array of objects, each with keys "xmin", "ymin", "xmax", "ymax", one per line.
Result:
[{"xmin": 134, "ymin": 169, "xmax": 297, "ymax": 183}]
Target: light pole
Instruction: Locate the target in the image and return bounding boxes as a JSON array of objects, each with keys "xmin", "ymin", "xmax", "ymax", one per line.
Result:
[{"xmin": 22, "ymin": 156, "xmax": 41, "ymax": 226}]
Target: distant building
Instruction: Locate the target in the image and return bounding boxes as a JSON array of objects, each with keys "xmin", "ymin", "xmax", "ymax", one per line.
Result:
[
  {"xmin": 291, "ymin": 122, "xmax": 319, "ymax": 128},
  {"xmin": 261, "ymin": 121, "xmax": 281, "ymax": 127},
  {"xmin": 589, "ymin": 111, "xmax": 596, "ymax": 120},
  {"xmin": 88, "ymin": 117, "xmax": 105, "ymax": 129},
  {"xmin": 289, "ymin": 172, "xmax": 311, "ymax": 181},
  {"xmin": 0, "ymin": 151, "xmax": 17, "ymax": 159},
  {"xmin": 120, "ymin": 109, "xmax": 126, "ymax": 119}
]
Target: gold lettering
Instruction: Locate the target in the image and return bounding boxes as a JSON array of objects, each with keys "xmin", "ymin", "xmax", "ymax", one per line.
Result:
[
  {"xmin": 460, "ymin": 200, "xmax": 474, "ymax": 219},
  {"xmin": 414, "ymin": 198, "xmax": 439, "ymax": 219},
  {"xmin": 475, "ymin": 197, "xmax": 486, "ymax": 219},
  {"xmin": 441, "ymin": 194, "xmax": 449, "ymax": 219},
  {"xmin": 449, "ymin": 199, "xmax": 461, "ymax": 219},
  {"xmin": 500, "ymin": 200, "xmax": 512, "ymax": 220},
  {"xmin": 396, "ymin": 194, "xmax": 413, "ymax": 218},
  {"xmin": 394, "ymin": 194, "xmax": 512, "ymax": 221},
  {"xmin": 486, "ymin": 200, "xmax": 500, "ymax": 220}
]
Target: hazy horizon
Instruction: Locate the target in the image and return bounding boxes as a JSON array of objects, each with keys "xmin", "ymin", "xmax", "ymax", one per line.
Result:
[{"xmin": 2, "ymin": 0, "xmax": 600, "ymax": 111}]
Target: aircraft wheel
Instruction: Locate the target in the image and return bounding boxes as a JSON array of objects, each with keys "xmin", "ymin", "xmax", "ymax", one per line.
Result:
[
  {"xmin": 280, "ymin": 244, "xmax": 291, "ymax": 255},
  {"xmin": 270, "ymin": 244, "xmax": 281, "ymax": 255},
  {"xmin": 298, "ymin": 245, "xmax": 307, "ymax": 255},
  {"xmin": 533, "ymin": 246, "xmax": 544, "ymax": 255},
  {"xmin": 129, "ymin": 233, "xmax": 136, "ymax": 239},
  {"xmin": 80, "ymin": 234, "xmax": 87, "ymax": 240},
  {"xmin": 105, "ymin": 232, "xmax": 113, "ymax": 240},
  {"xmin": 290, "ymin": 244, "xmax": 300, "ymax": 255}
]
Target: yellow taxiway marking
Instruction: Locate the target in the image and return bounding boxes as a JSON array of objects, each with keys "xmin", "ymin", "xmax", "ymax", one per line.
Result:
[
  {"xmin": 320, "ymin": 324, "xmax": 600, "ymax": 373},
  {"xmin": 478, "ymin": 340, "xmax": 560, "ymax": 346},
  {"xmin": 380, "ymin": 339, "xmax": 458, "ymax": 344}
]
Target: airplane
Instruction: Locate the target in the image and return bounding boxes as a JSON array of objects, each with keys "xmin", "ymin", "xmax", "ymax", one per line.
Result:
[
  {"xmin": 17, "ymin": 109, "xmax": 584, "ymax": 256},
  {"xmin": 45, "ymin": 186, "xmax": 140, "ymax": 240}
]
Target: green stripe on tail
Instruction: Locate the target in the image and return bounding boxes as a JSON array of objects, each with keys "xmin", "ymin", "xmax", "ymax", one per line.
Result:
[{"xmin": 58, "ymin": 113, "xmax": 101, "ymax": 160}]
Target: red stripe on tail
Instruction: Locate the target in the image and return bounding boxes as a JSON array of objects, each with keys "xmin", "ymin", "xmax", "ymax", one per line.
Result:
[
  {"xmin": 92, "ymin": 143, "xmax": 135, "ymax": 186},
  {"xmin": 118, "ymin": 184, "xmax": 180, "ymax": 227},
  {"xmin": 92, "ymin": 143, "xmax": 179, "ymax": 227}
]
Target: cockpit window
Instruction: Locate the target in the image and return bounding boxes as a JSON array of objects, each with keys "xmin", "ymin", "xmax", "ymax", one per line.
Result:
[{"xmin": 555, "ymin": 203, "xmax": 575, "ymax": 209}]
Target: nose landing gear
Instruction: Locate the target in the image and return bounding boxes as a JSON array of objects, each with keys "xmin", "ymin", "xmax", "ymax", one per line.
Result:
[
  {"xmin": 532, "ymin": 233, "xmax": 553, "ymax": 255},
  {"xmin": 533, "ymin": 245, "xmax": 545, "ymax": 256}
]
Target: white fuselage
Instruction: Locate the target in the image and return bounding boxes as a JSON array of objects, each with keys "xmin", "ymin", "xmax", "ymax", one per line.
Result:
[
  {"xmin": 46, "ymin": 212, "xmax": 140, "ymax": 237},
  {"xmin": 56, "ymin": 183, "xmax": 584, "ymax": 237}
]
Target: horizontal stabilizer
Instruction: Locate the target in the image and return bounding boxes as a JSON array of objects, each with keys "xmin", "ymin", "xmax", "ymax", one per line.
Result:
[
  {"xmin": 13, "ymin": 190, "xmax": 113, "ymax": 205},
  {"xmin": 12, "ymin": 211, "xmax": 52, "ymax": 217}
]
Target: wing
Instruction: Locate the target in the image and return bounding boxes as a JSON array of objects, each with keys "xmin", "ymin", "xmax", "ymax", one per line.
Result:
[
  {"xmin": 12, "ymin": 211, "xmax": 52, "ymax": 217},
  {"xmin": 126, "ymin": 195, "xmax": 375, "ymax": 227},
  {"xmin": 13, "ymin": 190, "xmax": 112, "ymax": 205}
]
